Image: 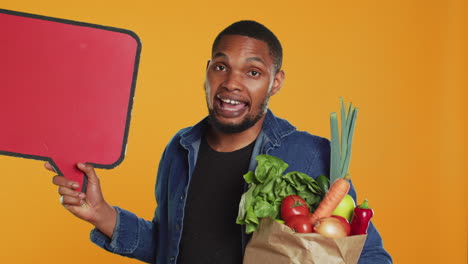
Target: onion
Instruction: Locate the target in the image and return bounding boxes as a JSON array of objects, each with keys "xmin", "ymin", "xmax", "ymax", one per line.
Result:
[{"xmin": 313, "ymin": 217, "xmax": 348, "ymax": 238}]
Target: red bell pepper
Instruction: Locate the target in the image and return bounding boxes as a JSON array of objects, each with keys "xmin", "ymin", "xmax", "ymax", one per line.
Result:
[{"xmin": 350, "ymin": 199, "xmax": 374, "ymax": 235}]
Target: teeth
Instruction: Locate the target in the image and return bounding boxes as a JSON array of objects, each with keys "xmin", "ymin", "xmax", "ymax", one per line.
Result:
[
  {"xmin": 217, "ymin": 95, "xmax": 241, "ymax": 105},
  {"xmin": 223, "ymin": 106, "xmax": 238, "ymax": 111}
]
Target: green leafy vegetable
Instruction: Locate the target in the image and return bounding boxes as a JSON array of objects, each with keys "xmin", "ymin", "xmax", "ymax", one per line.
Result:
[
  {"xmin": 330, "ymin": 98, "xmax": 358, "ymax": 184},
  {"xmin": 316, "ymin": 174, "xmax": 330, "ymax": 197},
  {"xmin": 236, "ymin": 154, "xmax": 323, "ymax": 234},
  {"xmin": 330, "ymin": 112, "xmax": 341, "ymax": 184}
]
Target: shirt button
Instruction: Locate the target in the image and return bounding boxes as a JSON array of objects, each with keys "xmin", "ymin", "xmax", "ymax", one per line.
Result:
[
  {"xmin": 170, "ymin": 256, "xmax": 175, "ymax": 262},
  {"xmin": 180, "ymin": 195, "xmax": 185, "ymax": 200},
  {"xmin": 175, "ymin": 224, "xmax": 180, "ymax": 230}
]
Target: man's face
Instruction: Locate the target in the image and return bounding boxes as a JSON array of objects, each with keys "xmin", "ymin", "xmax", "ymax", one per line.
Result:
[{"xmin": 205, "ymin": 35, "xmax": 284, "ymax": 133}]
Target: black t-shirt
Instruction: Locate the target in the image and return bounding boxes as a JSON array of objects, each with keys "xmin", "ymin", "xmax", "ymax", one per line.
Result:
[{"xmin": 177, "ymin": 137, "xmax": 255, "ymax": 264}]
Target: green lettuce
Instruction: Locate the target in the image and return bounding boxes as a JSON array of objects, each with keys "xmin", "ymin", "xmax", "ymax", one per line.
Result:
[{"xmin": 236, "ymin": 154, "xmax": 324, "ymax": 234}]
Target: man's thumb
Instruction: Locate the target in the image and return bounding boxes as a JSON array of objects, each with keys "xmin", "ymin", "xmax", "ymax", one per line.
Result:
[{"xmin": 77, "ymin": 162, "xmax": 99, "ymax": 184}]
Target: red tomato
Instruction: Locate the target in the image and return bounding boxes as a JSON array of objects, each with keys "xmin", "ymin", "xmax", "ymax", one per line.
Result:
[
  {"xmin": 285, "ymin": 215, "xmax": 313, "ymax": 233},
  {"xmin": 331, "ymin": 215, "xmax": 351, "ymax": 236},
  {"xmin": 281, "ymin": 195, "xmax": 309, "ymax": 221}
]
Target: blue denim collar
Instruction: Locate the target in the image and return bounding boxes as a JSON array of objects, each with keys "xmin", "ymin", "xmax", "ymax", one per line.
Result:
[{"xmin": 259, "ymin": 109, "xmax": 296, "ymax": 148}]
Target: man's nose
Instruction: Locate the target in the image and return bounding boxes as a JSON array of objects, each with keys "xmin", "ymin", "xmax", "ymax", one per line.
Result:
[{"xmin": 222, "ymin": 71, "xmax": 243, "ymax": 91}]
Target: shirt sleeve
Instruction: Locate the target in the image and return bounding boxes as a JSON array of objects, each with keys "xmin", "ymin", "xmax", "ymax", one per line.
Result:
[
  {"xmin": 90, "ymin": 206, "xmax": 157, "ymax": 263},
  {"xmin": 358, "ymin": 221, "xmax": 393, "ymax": 264}
]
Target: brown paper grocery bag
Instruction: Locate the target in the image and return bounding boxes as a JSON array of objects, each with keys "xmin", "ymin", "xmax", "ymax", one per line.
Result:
[{"xmin": 243, "ymin": 218, "xmax": 367, "ymax": 264}]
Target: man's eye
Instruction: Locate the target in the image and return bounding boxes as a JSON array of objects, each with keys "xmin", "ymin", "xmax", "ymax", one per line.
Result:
[
  {"xmin": 249, "ymin": 71, "xmax": 260, "ymax": 77},
  {"xmin": 215, "ymin": 65, "xmax": 226, "ymax": 71}
]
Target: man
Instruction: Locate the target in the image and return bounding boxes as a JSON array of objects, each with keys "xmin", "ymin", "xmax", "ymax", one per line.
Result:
[{"xmin": 50, "ymin": 21, "xmax": 392, "ymax": 263}]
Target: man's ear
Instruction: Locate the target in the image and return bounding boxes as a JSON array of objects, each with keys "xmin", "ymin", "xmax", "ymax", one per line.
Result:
[{"xmin": 270, "ymin": 70, "xmax": 285, "ymax": 96}]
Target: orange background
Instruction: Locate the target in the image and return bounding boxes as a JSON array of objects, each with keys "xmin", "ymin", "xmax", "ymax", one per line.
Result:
[{"xmin": 0, "ymin": 0, "xmax": 466, "ymax": 263}]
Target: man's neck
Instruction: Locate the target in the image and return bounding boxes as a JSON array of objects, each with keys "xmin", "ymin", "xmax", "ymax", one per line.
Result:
[{"xmin": 206, "ymin": 115, "xmax": 265, "ymax": 152}]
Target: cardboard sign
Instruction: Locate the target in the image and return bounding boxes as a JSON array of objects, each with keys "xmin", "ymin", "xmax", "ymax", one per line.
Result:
[{"xmin": 0, "ymin": 9, "xmax": 141, "ymax": 192}]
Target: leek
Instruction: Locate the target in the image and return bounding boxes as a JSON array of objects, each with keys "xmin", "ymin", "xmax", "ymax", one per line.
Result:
[{"xmin": 329, "ymin": 98, "xmax": 358, "ymax": 183}]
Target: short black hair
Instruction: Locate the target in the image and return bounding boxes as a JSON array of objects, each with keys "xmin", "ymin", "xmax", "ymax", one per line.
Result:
[{"xmin": 212, "ymin": 20, "xmax": 283, "ymax": 72}]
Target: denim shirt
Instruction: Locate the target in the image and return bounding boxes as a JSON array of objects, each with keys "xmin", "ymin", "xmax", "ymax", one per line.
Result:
[{"xmin": 90, "ymin": 110, "xmax": 392, "ymax": 264}]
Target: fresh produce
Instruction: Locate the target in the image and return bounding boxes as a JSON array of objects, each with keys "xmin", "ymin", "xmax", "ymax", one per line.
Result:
[
  {"xmin": 308, "ymin": 176, "xmax": 350, "ymax": 224},
  {"xmin": 313, "ymin": 216, "xmax": 348, "ymax": 238},
  {"xmin": 350, "ymin": 199, "xmax": 374, "ymax": 235},
  {"xmin": 281, "ymin": 195, "xmax": 309, "ymax": 221},
  {"xmin": 331, "ymin": 215, "xmax": 351, "ymax": 236},
  {"xmin": 236, "ymin": 155, "xmax": 323, "ymax": 234},
  {"xmin": 237, "ymin": 99, "xmax": 368, "ymax": 237},
  {"xmin": 315, "ymin": 175, "xmax": 330, "ymax": 197},
  {"xmin": 285, "ymin": 215, "xmax": 313, "ymax": 233},
  {"xmin": 331, "ymin": 194, "xmax": 356, "ymax": 221}
]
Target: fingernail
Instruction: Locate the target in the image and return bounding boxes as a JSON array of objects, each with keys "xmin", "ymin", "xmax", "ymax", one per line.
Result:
[
  {"xmin": 77, "ymin": 163, "xmax": 85, "ymax": 169},
  {"xmin": 71, "ymin": 183, "xmax": 79, "ymax": 189},
  {"xmin": 78, "ymin": 193, "xmax": 86, "ymax": 199}
]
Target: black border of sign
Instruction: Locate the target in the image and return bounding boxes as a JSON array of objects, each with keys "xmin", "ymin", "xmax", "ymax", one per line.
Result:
[{"xmin": 0, "ymin": 8, "xmax": 142, "ymax": 180}]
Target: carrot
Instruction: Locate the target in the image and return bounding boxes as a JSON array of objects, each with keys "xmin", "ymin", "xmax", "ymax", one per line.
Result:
[{"xmin": 309, "ymin": 175, "xmax": 350, "ymax": 224}]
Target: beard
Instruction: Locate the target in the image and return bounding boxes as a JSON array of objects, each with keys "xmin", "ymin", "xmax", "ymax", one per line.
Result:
[{"xmin": 207, "ymin": 94, "xmax": 270, "ymax": 134}]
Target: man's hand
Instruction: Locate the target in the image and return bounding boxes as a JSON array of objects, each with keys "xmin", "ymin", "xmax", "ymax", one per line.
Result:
[{"xmin": 48, "ymin": 162, "xmax": 117, "ymax": 238}]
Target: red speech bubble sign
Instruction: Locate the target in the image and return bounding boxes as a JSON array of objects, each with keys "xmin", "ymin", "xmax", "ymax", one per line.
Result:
[{"xmin": 0, "ymin": 9, "xmax": 141, "ymax": 192}]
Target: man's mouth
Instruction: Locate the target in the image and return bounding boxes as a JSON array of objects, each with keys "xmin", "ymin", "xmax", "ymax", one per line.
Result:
[{"xmin": 214, "ymin": 94, "xmax": 248, "ymax": 117}]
